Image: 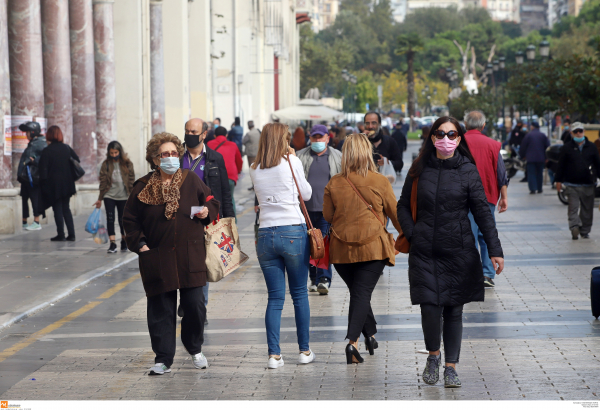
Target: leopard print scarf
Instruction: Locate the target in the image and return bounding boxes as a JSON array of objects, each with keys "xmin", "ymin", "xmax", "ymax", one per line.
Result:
[{"xmin": 137, "ymin": 169, "xmax": 183, "ymax": 220}]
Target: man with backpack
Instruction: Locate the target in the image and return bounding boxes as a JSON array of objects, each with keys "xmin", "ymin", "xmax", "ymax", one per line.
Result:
[{"xmin": 18, "ymin": 121, "xmax": 46, "ymax": 231}]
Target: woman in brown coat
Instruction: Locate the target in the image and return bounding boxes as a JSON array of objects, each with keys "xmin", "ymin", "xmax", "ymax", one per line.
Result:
[
  {"xmin": 323, "ymin": 133, "xmax": 402, "ymax": 364},
  {"xmin": 123, "ymin": 132, "xmax": 220, "ymax": 376},
  {"xmin": 93, "ymin": 141, "xmax": 135, "ymax": 253}
]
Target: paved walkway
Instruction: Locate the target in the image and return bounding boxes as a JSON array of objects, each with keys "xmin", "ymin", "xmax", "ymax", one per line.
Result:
[{"xmin": 0, "ymin": 142, "xmax": 599, "ymax": 400}]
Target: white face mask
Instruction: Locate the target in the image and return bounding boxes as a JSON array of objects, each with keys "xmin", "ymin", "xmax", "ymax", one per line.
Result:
[{"xmin": 159, "ymin": 157, "xmax": 180, "ymax": 174}]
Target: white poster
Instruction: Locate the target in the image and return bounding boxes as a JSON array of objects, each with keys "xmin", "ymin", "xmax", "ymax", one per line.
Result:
[
  {"xmin": 35, "ymin": 117, "xmax": 47, "ymax": 136},
  {"xmin": 10, "ymin": 115, "xmax": 33, "ymax": 154},
  {"xmin": 3, "ymin": 115, "xmax": 10, "ymax": 156}
]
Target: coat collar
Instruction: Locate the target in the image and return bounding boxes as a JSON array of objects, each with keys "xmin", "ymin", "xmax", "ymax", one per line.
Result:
[{"xmin": 427, "ymin": 151, "xmax": 468, "ymax": 170}]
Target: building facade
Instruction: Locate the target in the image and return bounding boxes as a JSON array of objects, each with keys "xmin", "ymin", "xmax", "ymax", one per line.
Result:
[{"xmin": 0, "ymin": 0, "xmax": 302, "ymax": 233}]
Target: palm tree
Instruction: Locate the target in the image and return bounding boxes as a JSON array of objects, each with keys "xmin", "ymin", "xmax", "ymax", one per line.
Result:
[{"xmin": 395, "ymin": 33, "xmax": 424, "ymax": 129}]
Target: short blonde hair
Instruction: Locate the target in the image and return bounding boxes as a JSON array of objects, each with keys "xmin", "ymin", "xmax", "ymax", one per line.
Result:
[
  {"xmin": 145, "ymin": 132, "xmax": 184, "ymax": 170},
  {"xmin": 341, "ymin": 133, "xmax": 378, "ymax": 178},
  {"xmin": 252, "ymin": 123, "xmax": 291, "ymax": 170}
]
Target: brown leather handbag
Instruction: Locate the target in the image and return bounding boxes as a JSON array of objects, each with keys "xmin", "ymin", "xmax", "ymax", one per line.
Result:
[
  {"xmin": 395, "ymin": 177, "xmax": 418, "ymax": 254},
  {"xmin": 286, "ymin": 154, "xmax": 325, "ymax": 259}
]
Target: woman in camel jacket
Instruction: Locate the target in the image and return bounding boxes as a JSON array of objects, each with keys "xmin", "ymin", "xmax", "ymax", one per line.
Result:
[{"xmin": 323, "ymin": 133, "xmax": 402, "ymax": 365}]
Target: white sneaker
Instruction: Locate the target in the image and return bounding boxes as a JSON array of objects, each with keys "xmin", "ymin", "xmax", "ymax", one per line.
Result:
[
  {"xmin": 25, "ymin": 222, "xmax": 42, "ymax": 231},
  {"xmin": 148, "ymin": 363, "xmax": 171, "ymax": 375},
  {"xmin": 268, "ymin": 355, "xmax": 284, "ymax": 369},
  {"xmin": 308, "ymin": 281, "xmax": 318, "ymax": 292},
  {"xmin": 298, "ymin": 349, "xmax": 315, "ymax": 364},
  {"xmin": 191, "ymin": 352, "xmax": 208, "ymax": 369},
  {"xmin": 317, "ymin": 280, "xmax": 330, "ymax": 295}
]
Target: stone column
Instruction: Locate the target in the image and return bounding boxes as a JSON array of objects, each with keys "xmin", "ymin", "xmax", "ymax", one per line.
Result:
[
  {"xmin": 7, "ymin": 0, "xmax": 45, "ymax": 184},
  {"xmin": 150, "ymin": 0, "xmax": 165, "ymax": 135},
  {"xmin": 0, "ymin": 0, "xmax": 11, "ymax": 189},
  {"xmin": 69, "ymin": 0, "xmax": 97, "ymax": 183},
  {"xmin": 93, "ymin": 0, "xmax": 116, "ymax": 158},
  {"xmin": 41, "ymin": 0, "xmax": 74, "ymax": 145}
]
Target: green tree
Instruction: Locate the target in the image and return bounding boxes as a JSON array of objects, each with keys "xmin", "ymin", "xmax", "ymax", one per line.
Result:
[
  {"xmin": 396, "ymin": 33, "xmax": 424, "ymax": 119},
  {"xmin": 355, "ymin": 71, "xmax": 378, "ymax": 113}
]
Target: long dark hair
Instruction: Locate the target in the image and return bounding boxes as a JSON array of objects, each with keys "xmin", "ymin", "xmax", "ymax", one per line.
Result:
[
  {"xmin": 408, "ymin": 116, "xmax": 476, "ymax": 178},
  {"xmin": 106, "ymin": 141, "xmax": 130, "ymax": 168}
]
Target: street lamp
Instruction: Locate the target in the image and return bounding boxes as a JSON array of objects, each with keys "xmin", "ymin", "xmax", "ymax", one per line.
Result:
[
  {"xmin": 499, "ymin": 56, "xmax": 506, "ymax": 70},
  {"xmin": 515, "ymin": 51, "xmax": 524, "ymax": 65},
  {"xmin": 539, "ymin": 40, "xmax": 550, "ymax": 59},
  {"xmin": 526, "ymin": 44, "xmax": 536, "ymax": 62}
]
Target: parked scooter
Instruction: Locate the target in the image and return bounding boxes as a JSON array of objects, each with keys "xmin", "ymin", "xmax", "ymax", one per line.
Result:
[{"xmin": 502, "ymin": 145, "xmax": 526, "ymax": 180}]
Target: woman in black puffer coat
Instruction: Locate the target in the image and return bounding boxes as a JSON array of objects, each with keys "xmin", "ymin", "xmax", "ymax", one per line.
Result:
[{"xmin": 397, "ymin": 116, "xmax": 504, "ymax": 388}]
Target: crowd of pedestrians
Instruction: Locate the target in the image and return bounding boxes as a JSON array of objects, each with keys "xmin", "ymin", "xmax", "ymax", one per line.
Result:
[{"xmin": 21, "ymin": 107, "xmax": 600, "ymax": 389}]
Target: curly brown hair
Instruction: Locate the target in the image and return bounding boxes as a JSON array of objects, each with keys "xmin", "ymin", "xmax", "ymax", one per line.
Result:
[{"xmin": 145, "ymin": 132, "xmax": 184, "ymax": 170}]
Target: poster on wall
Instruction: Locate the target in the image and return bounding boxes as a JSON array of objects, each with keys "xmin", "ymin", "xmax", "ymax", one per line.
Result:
[
  {"xmin": 3, "ymin": 115, "xmax": 10, "ymax": 156},
  {"xmin": 35, "ymin": 117, "xmax": 47, "ymax": 136},
  {"xmin": 10, "ymin": 115, "xmax": 33, "ymax": 153}
]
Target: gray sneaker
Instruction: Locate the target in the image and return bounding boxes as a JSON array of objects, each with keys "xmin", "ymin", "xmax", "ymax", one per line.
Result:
[
  {"xmin": 443, "ymin": 365, "xmax": 461, "ymax": 388},
  {"xmin": 148, "ymin": 363, "xmax": 171, "ymax": 375},
  {"xmin": 422, "ymin": 354, "xmax": 441, "ymax": 385},
  {"xmin": 191, "ymin": 352, "xmax": 208, "ymax": 369}
]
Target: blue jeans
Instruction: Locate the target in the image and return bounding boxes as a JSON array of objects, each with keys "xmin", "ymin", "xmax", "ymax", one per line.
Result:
[
  {"xmin": 257, "ymin": 224, "xmax": 311, "ymax": 355},
  {"xmin": 307, "ymin": 211, "xmax": 332, "ymax": 285},
  {"xmin": 527, "ymin": 162, "xmax": 544, "ymax": 193},
  {"xmin": 202, "ymin": 283, "xmax": 208, "ymax": 306},
  {"xmin": 468, "ymin": 203, "xmax": 497, "ymax": 279}
]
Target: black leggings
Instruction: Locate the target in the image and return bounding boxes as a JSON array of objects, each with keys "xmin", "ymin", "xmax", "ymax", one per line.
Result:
[
  {"xmin": 21, "ymin": 184, "xmax": 42, "ymax": 219},
  {"xmin": 103, "ymin": 198, "xmax": 126, "ymax": 237},
  {"xmin": 52, "ymin": 196, "xmax": 75, "ymax": 238},
  {"xmin": 420, "ymin": 304, "xmax": 464, "ymax": 364},
  {"xmin": 334, "ymin": 260, "xmax": 386, "ymax": 341}
]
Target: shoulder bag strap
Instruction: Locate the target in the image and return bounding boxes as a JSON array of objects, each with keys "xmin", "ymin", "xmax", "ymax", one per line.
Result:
[
  {"xmin": 345, "ymin": 176, "xmax": 384, "ymax": 226},
  {"xmin": 215, "ymin": 141, "xmax": 226, "ymax": 152},
  {"xmin": 286, "ymin": 154, "xmax": 315, "ymax": 231}
]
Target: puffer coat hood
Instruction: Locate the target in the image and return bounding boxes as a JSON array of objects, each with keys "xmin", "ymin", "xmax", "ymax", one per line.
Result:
[{"xmin": 397, "ymin": 152, "xmax": 503, "ymax": 306}]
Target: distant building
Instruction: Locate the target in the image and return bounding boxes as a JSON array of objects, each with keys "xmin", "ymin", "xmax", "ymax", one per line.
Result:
[
  {"xmin": 302, "ymin": 0, "xmax": 339, "ymax": 32},
  {"xmin": 520, "ymin": 0, "xmax": 548, "ymax": 31},
  {"xmin": 393, "ymin": 0, "xmax": 520, "ymax": 23},
  {"xmin": 568, "ymin": 0, "xmax": 585, "ymax": 15}
]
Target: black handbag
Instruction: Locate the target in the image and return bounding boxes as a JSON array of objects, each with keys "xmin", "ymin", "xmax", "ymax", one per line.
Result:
[{"xmin": 70, "ymin": 157, "xmax": 85, "ymax": 181}]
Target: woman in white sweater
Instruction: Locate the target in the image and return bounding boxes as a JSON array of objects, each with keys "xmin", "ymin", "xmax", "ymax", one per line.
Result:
[{"xmin": 249, "ymin": 123, "xmax": 315, "ymax": 369}]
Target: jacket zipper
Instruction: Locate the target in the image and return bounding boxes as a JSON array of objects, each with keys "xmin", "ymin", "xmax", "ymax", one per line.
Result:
[{"xmin": 432, "ymin": 165, "xmax": 442, "ymax": 306}]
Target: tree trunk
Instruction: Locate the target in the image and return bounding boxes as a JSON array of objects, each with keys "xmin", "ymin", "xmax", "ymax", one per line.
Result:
[{"xmin": 407, "ymin": 51, "xmax": 415, "ymax": 131}]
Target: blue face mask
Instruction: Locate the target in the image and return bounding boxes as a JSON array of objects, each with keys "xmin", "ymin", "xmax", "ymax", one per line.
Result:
[
  {"xmin": 521, "ymin": 127, "xmax": 528, "ymax": 132},
  {"xmin": 159, "ymin": 157, "xmax": 180, "ymax": 175},
  {"xmin": 564, "ymin": 125, "xmax": 570, "ymax": 130},
  {"xmin": 311, "ymin": 141, "xmax": 327, "ymax": 153},
  {"xmin": 573, "ymin": 136, "xmax": 585, "ymax": 143}
]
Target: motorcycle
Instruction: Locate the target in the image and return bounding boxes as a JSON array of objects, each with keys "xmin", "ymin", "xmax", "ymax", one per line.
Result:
[{"xmin": 501, "ymin": 145, "xmax": 526, "ymax": 180}]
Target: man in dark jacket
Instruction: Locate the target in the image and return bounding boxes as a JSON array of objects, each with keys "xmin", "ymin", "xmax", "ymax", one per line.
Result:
[
  {"xmin": 227, "ymin": 116, "xmax": 244, "ymax": 154},
  {"xmin": 391, "ymin": 121, "xmax": 408, "ymax": 154},
  {"xmin": 364, "ymin": 112, "xmax": 404, "ymax": 172},
  {"xmin": 560, "ymin": 119, "xmax": 572, "ymax": 143},
  {"xmin": 18, "ymin": 121, "xmax": 46, "ymax": 231},
  {"xmin": 182, "ymin": 118, "xmax": 235, "ymax": 322},
  {"xmin": 519, "ymin": 121, "xmax": 550, "ymax": 194},
  {"xmin": 509, "ymin": 120, "xmax": 526, "ymax": 147},
  {"xmin": 555, "ymin": 122, "xmax": 600, "ymax": 239}
]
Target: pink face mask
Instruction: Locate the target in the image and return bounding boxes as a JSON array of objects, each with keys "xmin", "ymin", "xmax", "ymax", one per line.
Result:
[{"xmin": 434, "ymin": 136, "xmax": 458, "ymax": 157}]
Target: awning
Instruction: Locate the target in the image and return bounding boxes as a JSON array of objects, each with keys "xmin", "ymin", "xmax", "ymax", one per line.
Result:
[{"xmin": 271, "ymin": 99, "xmax": 344, "ymax": 122}]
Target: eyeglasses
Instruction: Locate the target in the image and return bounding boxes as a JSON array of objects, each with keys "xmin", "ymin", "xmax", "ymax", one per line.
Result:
[
  {"xmin": 433, "ymin": 130, "xmax": 460, "ymax": 140},
  {"xmin": 158, "ymin": 151, "xmax": 179, "ymax": 158},
  {"xmin": 572, "ymin": 129, "xmax": 584, "ymax": 134}
]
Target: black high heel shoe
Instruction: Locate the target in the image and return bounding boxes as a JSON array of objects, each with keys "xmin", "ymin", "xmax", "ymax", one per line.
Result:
[
  {"xmin": 364, "ymin": 336, "xmax": 378, "ymax": 355},
  {"xmin": 345, "ymin": 344, "xmax": 364, "ymax": 364}
]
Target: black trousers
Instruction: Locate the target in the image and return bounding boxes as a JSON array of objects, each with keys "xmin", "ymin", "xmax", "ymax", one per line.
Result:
[
  {"xmin": 147, "ymin": 286, "xmax": 206, "ymax": 368},
  {"xmin": 52, "ymin": 196, "xmax": 75, "ymax": 238},
  {"xmin": 334, "ymin": 260, "xmax": 385, "ymax": 341},
  {"xmin": 420, "ymin": 304, "xmax": 464, "ymax": 364},
  {"xmin": 21, "ymin": 184, "xmax": 42, "ymax": 219},
  {"xmin": 103, "ymin": 198, "xmax": 126, "ymax": 237}
]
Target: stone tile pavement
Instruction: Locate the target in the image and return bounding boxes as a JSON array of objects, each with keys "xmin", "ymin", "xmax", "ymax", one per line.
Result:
[{"xmin": 1, "ymin": 141, "xmax": 600, "ymax": 400}]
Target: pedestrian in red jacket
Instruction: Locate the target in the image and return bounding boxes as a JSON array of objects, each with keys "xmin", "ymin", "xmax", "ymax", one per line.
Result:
[{"xmin": 207, "ymin": 126, "xmax": 243, "ymax": 220}]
